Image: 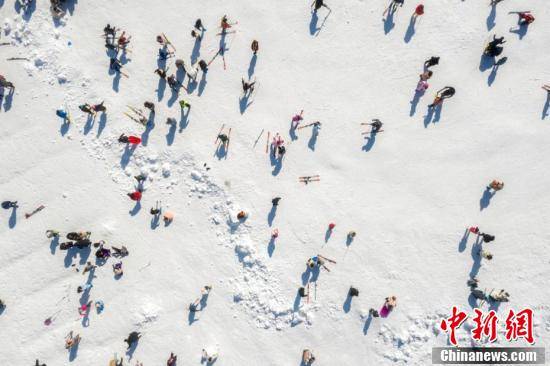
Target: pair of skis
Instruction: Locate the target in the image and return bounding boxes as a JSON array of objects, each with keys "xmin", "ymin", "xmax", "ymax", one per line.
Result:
[
  {"xmin": 125, "ymin": 105, "xmax": 147, "ymax": 126},
  {"xmin": 160, "ymin": 33, "xmax": 176, "ymax": 52},
  {"xmin": 299, "ymin": 175, "xmax": 320, "ymax": 184},
  {"xmin": 361, "ymin": 123, "xmax": 384, "ymax": 134},
  {"xmin": 25, "ymin": 205, "xmax": 45, "ymax": 219},
  {"xmin": 296, "ymin": 121, "xmax": 319, "ymax": 130}
]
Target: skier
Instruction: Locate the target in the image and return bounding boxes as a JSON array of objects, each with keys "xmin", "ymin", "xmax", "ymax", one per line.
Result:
[
  {"xmin": 82, "ymin": 262, "xmax": 96, "ymax": 275},
  {"xmin": 413, "ymin": 4, "xmax": 424, "ymax": 18},
  {"xmin": 514, "ymin": 11, "xmax": 535, "ymax": 26},
  {"xmin": 291, "ymin": 110, "xmax": 304, "ymax": 129},
  {"xmin": 220, "ymin": 15, "xmax": 235, "ymax": 33},
  {"xmin": 198, "ymin": 60, "xmax": 208, "ymax": 73},
  {"xmin": 307, "ymin": 254, "xmax": 333, "ymax": 271},
  {"xmin": 489, "ymin": 289, "xmax": 510, "ymax": 302},
  {"xmin": 64, "ymin": 331, "xmax": 80, "ymax": 350},
  {"xmin": 272, "ymin": 197, "xmax": 281, "ymax": 206},
  {"xmin": 77, "ymin": 283, "xmax": 93, "ymax": 293},
  {"xmin": 79, "ymin": 103, "xmax": 94, "ymax": 115},
  {"xmin": 67, "ymin": 231, "xmax": 91, "ymax": 241},
  {"xmin": 194, "ymin": 19, "xmax": 205, "ymax": 31},
  {"xmin": 419, "ymin": 70, "xmax": 432, "ymax": 81},
  {"xmin": 0, "ymin": 75, "xmax": 15, "ymax": 93},
  {"xmin": 95, "ymin": 245, "xmax": 111, "ymax": 259},
  {"xmin": 298, "ymin": 286, "xmax": 309, "ymax": 298},
  {"xmin": 271, "ymin": 133, "xmax": 284, "ymax": 156},
  {"xmin": 151, "ymin": 201, "xmax": 162, "ymax": 216},
  {"xmin": 117, "ymin": 31, "xmax": 131, "ymax": 50},
  {"xmin": 242, "ymin": 78, "xmax": 256, "ymax": 95},
  {"xmin": 488, "ymin": 179, "xmax": 504, "ymax": 191},
  {"xmin": 109, "ymin": 58, "xmax": 123, "ymax": 73},
  {"xmin": 56, "ymin": 108, "xmax": 70, "ymax": 123},
  {"xmin": 369, "ymin": 308, "xmax": 380, "ymax": 317},
  {"xmin": 95, "ymin": 300, "xmax": 104, "ymax": 313},
  {"xmin": 179, "ymin": 99, "xmax": 191, "ymax": 110},
  {"xmin": 46, "ymin": 229, "xmax": 60, "ymax": 238},
  {"xmin": 369, "ymin": 119, "xmax": 383, "ymax": 133},
  {"xmin": 237, "ymin": 210, "xmax": 247, "ymax": 220},
  {"xmin": 384, "ymin": 296, "xmax": 397, "ymax": 312},
  {"xmin": 144, "ymin": 101, "xmax": 155, "ymax": 113},
  {"xmin": 251, "ymin": 40, "xmax": 259, "ymax": 55},
  {"xmin": 135, "ymin": 174, "xmax": 147, "ymax": 184},
  {"xmin": 424, "ymin": 56, "xmax": 440, "ymax": 69},
  {"xmin": 124, "ymin": 331, "xmax": 141, "ymax": 349},
  {"xmin": 92, "ymin": 102, "xmax": 107, "ymax": 113},
  {"xmin": 127, "ymin": 189, "xmax": 142, "ymax": 201},
  {"xmin": 112, "ymin": 245, "xmax": 129, "ymax": 257},
  {"xmin": 154, "ymin": 68, "xmax": 167, "ymax": 80},
  {"xmin": 1, "ymin": 201, "xmax": 18, "ymax": 209},
  {"xmin": 479, "ymin": 248, "xmax": 493, "ymax": 260},
  {"xmin": 479, "ymin": 232, "xmax": 495, "ymax": 243},
  {"xmin": 113, "ymin": 262, "xmax": 123, "ymax": 276},
  {"xmin": 349, "ymin": 287, "xmax": 359, "ymax": 297},
  {"xmin": 104, "ymin": 24, "xmax": 117, "ymax": 48},
  {"xmin": 428, "ymin": 86, "xmax": 455, "ymax": 108},
  {"xmin": 118, "ymin": 134, "xmax": 141, "ymax": 145},
  {"xmin": 202, "ymin": 349, "xmax": 219, "ymax": 364},
  {"xmin": 485, "ymin": 35, "xmax": 506, "ymax": 57},
  {"xmin": 217, "ymin": 133, "xmax": 230, "ymax": 147},
  {"xmin": 167, "ymin": 353, "xmax": 177, "ymax": 366},
  {"xmin": 312, "ymin": 0, "xmax": 330, "ymax": 12},
  {"xmin": 347, "ymin": 231, "xmax": 356, "ymax": 240},
  {"xmin": 302, "ymin": 349, "xmax": 316, "ymax": 365},
  {"xmin": 35, "ymin": 360, "xmax": 46, "ymax": 366},
  {"xmin": 271, "ymin": 228, "xmax": 279, "ymax": 239}
]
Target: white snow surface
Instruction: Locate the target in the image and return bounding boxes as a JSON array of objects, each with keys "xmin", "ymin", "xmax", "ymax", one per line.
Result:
[{"xmin": 1, "ymin": 0, "xmax": 550, "ymax": 365}]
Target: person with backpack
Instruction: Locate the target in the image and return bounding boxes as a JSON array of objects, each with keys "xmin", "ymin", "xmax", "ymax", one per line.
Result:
[
  {"xmin": 251, "ymin": 40, "xmax": 259, "ymax": 55},
  {"xmin": 485, "ymin": 35, "xmax": 506, "ymax": 57},
  {"xmin": 424, "ymin": 56, "xmax": 439, "ymax": 69},
  {"xmin": 167, "ymin": 353, "xmax": 177, "ymax": 366},
  {"xmin": 428, "ymin": 86, "xmax": 455, "ymax": 108},
  {"xmin": 127, "ymin": 190, "xmax": 142, "ymax": 201},
  {"xmin": 384, "ymin": 296, "xmax": 397, "ymax": 312},
  {"xmin": 413, "ymin": 4, "xmax": 424, "ymax": 18},
  {"xmin": 349, "ymin": 287, "xmax": 359, "ymax": 297},
  {"xmin": 118, "ymin": 134, "xmax": 141, "ymax": 145},
  {"xmin": 312, "ymin": 0, "xmax": 330, "ymax": 12},
  {"xmin": 124, "ymin": 331, "xmax": 141, "ymax": 349},
  {"xmin": 302, "ymin": 349, "xmax": 316, "ymax": 365},
  {"xmin": 92, "ymin": 102, "xmax": 106, "ymax": 113},
  {"xmin": 488, "ymin": 179, "xmax": 504, "ymax": 191},
  {"xmin": 242, "ymin": 78, "xmax": 256, "ymax": 95},
  {"xmin": 1, "ymin": 201, "xmax": 18, "ymax": 209},
  {"xmin": 144, "ymin": 101, "xmax": 155, "ymax": 113}
]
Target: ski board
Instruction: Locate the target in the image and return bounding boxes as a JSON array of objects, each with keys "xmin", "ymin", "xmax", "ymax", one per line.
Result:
[
  {"xmin": 127, "ymin": 105, "xmax": 146, "ymax": 118},
  {"xmin": 265, "ymin": 131, "xmax": 270, "ymax": 154},
  {"xmin": 7, "ymin": 57, "xmax": 30, "ymax": 61},
  {"xmin": 362, "ymin": 130, "xmax": 384, "ymax": 135},
  {"xmin": 225, "ymin": 128, "xmax": 232, "ymax": 155},
  {"xmin": 253, "ymin": 129, "xmax": 264, "ymax": 148},
  {"xmin": 162, "ymin": 33, "xmax": 176, "ymax": 51},
  {"xmin": 124, "ymin": 112, "xmax": 146, "ymax": 126},
  {"xmin": 0, "ymin": 42, "xmax": 11, "ymax": 46},
  {"xmin": 297, "ymin": 121, "xmax": 319, "ymax": 130},
  {"xmin": 25, "ymin": 205, "xmax": 45, "ymax": 219}
]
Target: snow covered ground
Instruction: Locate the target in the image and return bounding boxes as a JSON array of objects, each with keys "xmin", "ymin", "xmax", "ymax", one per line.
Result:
[{"xmin": 1, "ymin": 0, "xmax": 550, "ymax": 365}]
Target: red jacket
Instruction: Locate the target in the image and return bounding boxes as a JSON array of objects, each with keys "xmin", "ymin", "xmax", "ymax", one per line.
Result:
[
  {"xmin": 128, "ymin": 136, "xmax": 142, "ymax": 145},
  {"xmin": 128, "ymin": 191, "xmax": 142, "ymax": 201}
]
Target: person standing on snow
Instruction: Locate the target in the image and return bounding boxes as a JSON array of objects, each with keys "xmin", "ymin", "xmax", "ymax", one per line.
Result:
[
  {"xmin": 488, "ymin": 179, "xmax": 504, "ymax": 191},
  {"xmin": 127, "ymin": 189, "xmax": 142, "ymax": 201},
  {"xmin": 424, "ymin": 56, "xmax": 440, "ymax": 69},
  {"xmin": 167, "ymin": 353, "xmax": 177, "ymax": 366},
  {"xmin": 428, "ymin": 86, "xmax": 455, "ymax": 108},
  {"xmin": 242, "ymin": 78, "xmax": 256, "ymax": 95},
  {"xmin": 124, "ymin": 331, "xmax": 141, "ymax": 349},
  {"xmin": 413, "ymin": 4, "xmax": 424, "ymax": 18},
  {"xmin": 251, "ymin": 40, "xmax": 259, "ymax": 55},
  {"xmin": 118, "ymin": 134, "xmax": 141, "ymax": 145},
  {"xmin": 312, "ymin": 0, "xmax": 330, "ymax": 12}
]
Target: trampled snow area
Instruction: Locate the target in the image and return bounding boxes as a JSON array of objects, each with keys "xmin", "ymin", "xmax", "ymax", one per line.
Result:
[{"xmin": 1, "ymin": 0, "xmax": 550, "ymax": 365}]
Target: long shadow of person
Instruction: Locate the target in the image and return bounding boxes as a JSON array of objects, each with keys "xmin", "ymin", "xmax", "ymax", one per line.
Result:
[
  {"xmin": 309, "ymin": 11, "xmax": 319, "ymax": 35},
  {"xmin": 404, "ymin": 16, "xmax": 417, "ymax": 43},
  {"xmin": 191, "ymin": 38, "xmax": 202, "ymax": 64},
  {"xmin": 188, "ymin": 307, "xmax": 198, "ymax": 325},
  {"xmin": 126, "ymin": 341, "xmax": 138, "ymax": 359},
  {"xmin": 120, "ymin": 144, "xmax": 137, "ymax": 168},
  {"xmin": 68, "ymin": 341, "xmax": 79, "ymax": 361},
  {"xmin": 8, "ymin": 206, "xmax": 16, "ymax": 229},
  {"xmin": 248, "ymin": 54, "xmax": 257, "ymax": 78},
  {"xmin": 129, "ymin": 201, "xmax": 141, "ymax": 216},
  {"xmin": 166, "ymin": 122, "xmax": 177, "ymax": 146},
  {"xmin": 542, "ymin": 92, "xmax": 550, "ymax": 119},
  {"xmin": 151, "ymin": 212, "xmax": 161, "ymax": 229},
  {"xmin": 510, "ymin": 24, "xmax": 528, "ymax": 40},
  {"xmin": 308, "ymin": 128, "xmax": 318, "ymax": 151},
  {"xmin": 267, "ymin": 205, "xmax": 277, "ymax": 227},
  {"xmin": 60, "ymin": 120, "xmax": 70, "ymax": 136},
  {"xmin": 432, "ymin": 103, "xmax": 443, "ymax": 123},
  {"xmin": 458, "ymin": 228, "xmax": 469, "ymax": 253},
  {"xmin": 410, "ymin": 89, "xmax": 424, "ymax": 116},
  {"xmin": 110, "ymin": 69, "xmax": 121, "ymax": 93},
  {"xmin": 267, "ymin": 237, "xmax": 276, "ymax": 257},
  {"xmin": 180, "ymin": 108, "xmax": 190, "ymax": 131},
  {"xmin": 198, "ymin": 72, "xmax": 208, "ymax": 96},
  {"xmin": 293, "ymin": 289, "xmax": 302, "ymax": 312},
  {"xmin": 479, "ymin": 187, "xmax": 495, "ymax": 211},
  {"xmin": 469, "ymin": 237, "xmax": 482, "ymax": 279},
  {"xmin": 362, "ymin": 131, "xmax": 377, "ymax": 152},
  {"xmin": 3, "ymin": 90, "xmax": 13, "ymax": 111},
  {"xmin": 215, "ymin": 142, "xmax": 228, "ymax": 160},
  {"xmin": 97, "ymin": 113, "xmax": 107, "ymax": 137},
  {"xmin": 239, "ymin": 93, "xmax": 253, "ymax": 114},
  {"xmin": 486, "ymin": 3, "xmax": 496, "ymax": 30},
  {"xmin": 157, "ymin": 76, "xmax": 166, "ymax": 101},
  {"xmin": 50, "ymin": 236, "xmax": 59, "ymax": 254},
  {"xmin": 363, "ymin": 314, "xmax": 373, "ymax": 335},
  {"xmin": 83, "ymin": 114, "xmax": 95, "ymax": 135},
  {"xmin": 383, "ymin": 7, "xmax": 395, "ymax": 34},
  {"xmin": 488, "ymin": 57, "xmax": 507, "ymax": 86},
  {"xmin": 141, "ymin": 120, "xmax": 155, "ymax": 146},
  {"xmin": 343, "ymin": 294, "xmax": 352, "ymax": 313}
]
